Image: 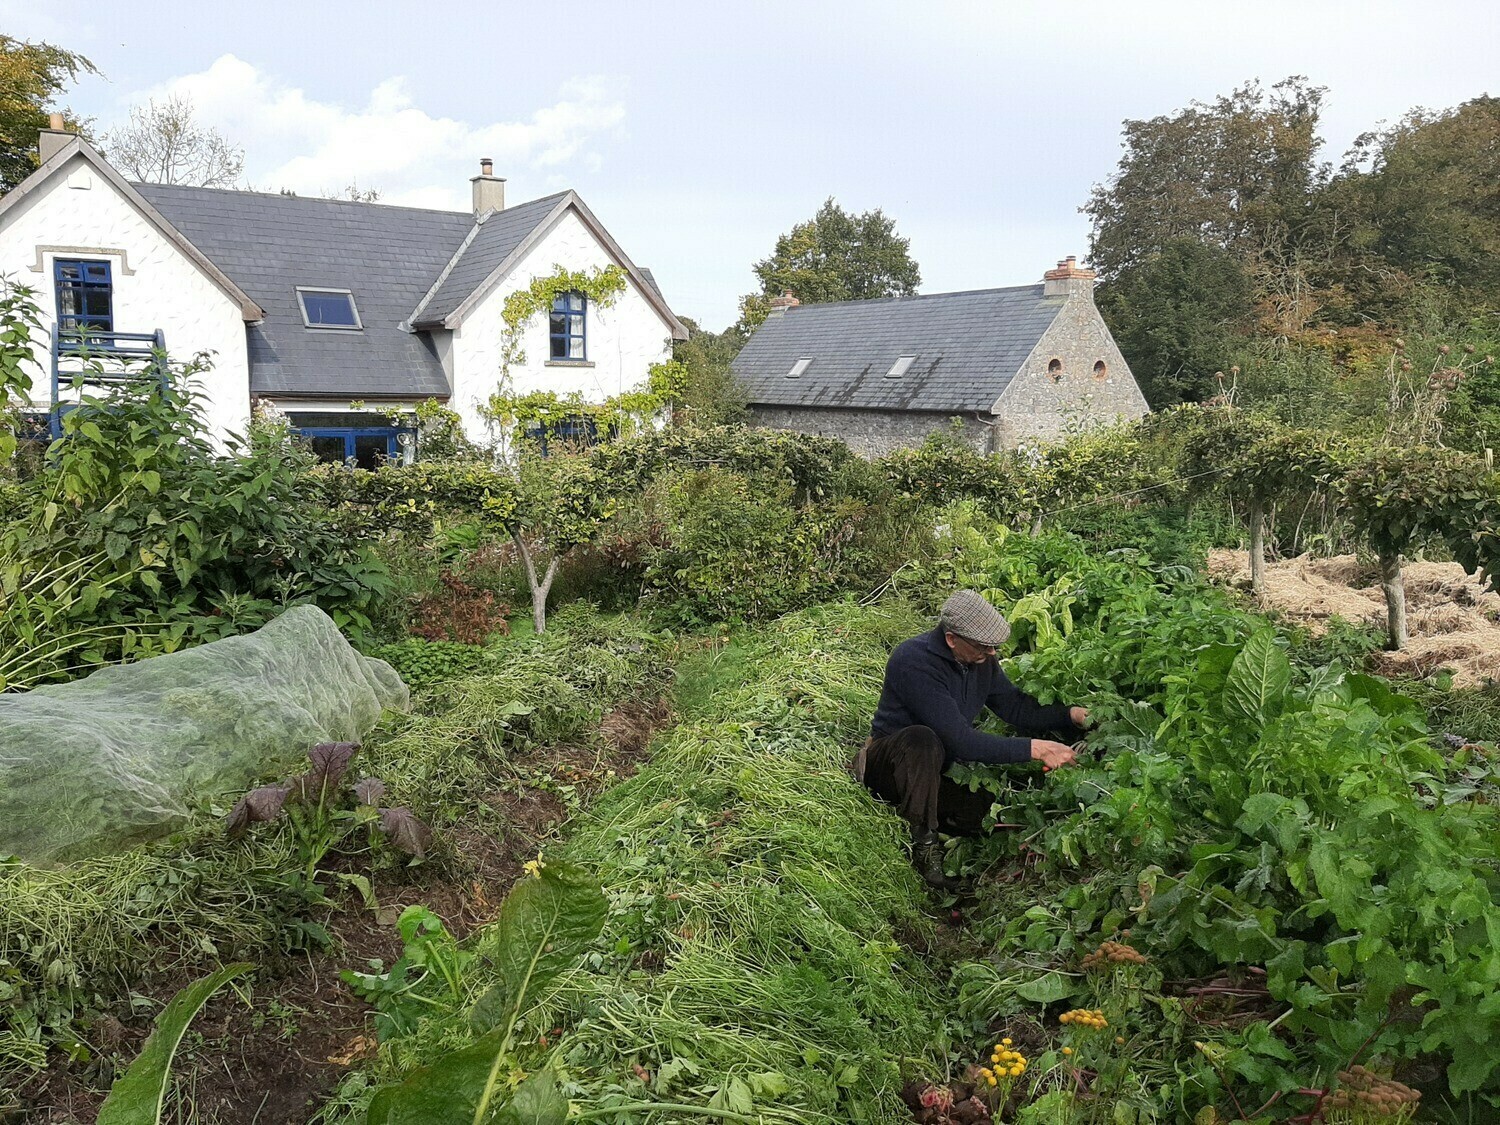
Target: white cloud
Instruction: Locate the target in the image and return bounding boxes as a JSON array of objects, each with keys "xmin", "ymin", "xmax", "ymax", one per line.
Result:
[{"xmin": 121, "ymin": 55, "xmax": 625, "ymax": 208}]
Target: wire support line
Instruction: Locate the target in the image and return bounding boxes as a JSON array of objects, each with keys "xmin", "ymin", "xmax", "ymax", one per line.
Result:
[{"xmin": 1037, "ymin": 464, "xmax": 1239, "ymax": 519}]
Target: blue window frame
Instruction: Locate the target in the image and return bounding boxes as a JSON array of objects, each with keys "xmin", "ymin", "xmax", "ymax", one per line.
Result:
[
  {"xmin": 296, "ymin": 288, "xmax": 362, "ymax": 330},
  {"xmin": 549, "ymin": 290, "xmax": 586, "ymax": 360},
  {"xmin": 295, "ymin": 426, "xmax": 406, "ymax": 469},
  {"xmin": 55, "ymin": 259, "xmax": 113, "ymax": 334},
  {"xmin": 523, "ymin": 414, "xmax": 598, "ymax": 456}
]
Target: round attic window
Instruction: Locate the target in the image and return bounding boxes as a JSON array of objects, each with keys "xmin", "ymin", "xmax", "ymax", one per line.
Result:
[
  {"xmin": 1094, "ymin": 360, "xmax": 1108, "ymax": 380},
  {"xmin": 1048, "ymin": 358, "xmax": 1063, "ymax": 382}
]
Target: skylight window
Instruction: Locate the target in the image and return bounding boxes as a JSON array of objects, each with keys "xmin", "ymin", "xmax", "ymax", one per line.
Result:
[
  {"xmin": 886, "ymin": 354, "xmax": 917, "ymax": 378},
  {"xmin": 786, "ymin": 357, "xmax": 813, "ymax": 377},
  {"xmin": 297, "ymin": 287, "xmax": 362, "ymax": 330}
]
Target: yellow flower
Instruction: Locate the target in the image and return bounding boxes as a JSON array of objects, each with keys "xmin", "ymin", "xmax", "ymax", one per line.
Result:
[
  {"xmin": 1062, "ymin": 1047, "xmax": 1073, "ymax": 1056},
  {"xmin": 1010, "ymin": 1065, "xmax": 1023, "ymax": 1077},
  {"xmin": 522, "ymin": 852, "xmax": 547, "ymax": 879},
  {"xmin": 1001, "ymin": 1037, "xmax": 1013, "ymax": 1046},
  {"xmin": 987, "ymin": 1075, "xmax": 998, "ymax": 1087}
]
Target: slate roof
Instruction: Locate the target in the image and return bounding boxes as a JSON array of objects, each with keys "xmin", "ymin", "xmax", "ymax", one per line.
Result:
[
  {"xmin": 135, "ymin": 183, "xmax": 473, "ymax": 398},
  {"xmin": 732, "ymin": 285, "xmax": 1066, "ymax": 413},
  {"xmin": 410, "ymin": 192, "xmax": 570, "ymax": 326}
]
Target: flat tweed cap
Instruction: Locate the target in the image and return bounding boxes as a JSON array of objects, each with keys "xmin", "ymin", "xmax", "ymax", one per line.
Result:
[{"xmin": 939, "ymin": 590, "xmax": 1011, "ymax": 646}]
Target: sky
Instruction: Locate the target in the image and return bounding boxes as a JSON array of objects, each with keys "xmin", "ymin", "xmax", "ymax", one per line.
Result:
[{"xmin": 6, "ymin": 0, "xmax": 1497, "ymax": 330}]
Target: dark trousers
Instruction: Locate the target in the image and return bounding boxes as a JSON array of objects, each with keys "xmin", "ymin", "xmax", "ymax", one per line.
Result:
[{"xmin": 861, "ymin": 725, "xmax": 997, "ymax": 836}]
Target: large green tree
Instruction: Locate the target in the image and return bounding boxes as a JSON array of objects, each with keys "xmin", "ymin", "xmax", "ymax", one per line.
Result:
[
  {"xmin": 1096, "ymin": 239, "xmax": 1253, "ymax": 407},
  {"xmin": 671, "ymin": 316, "xmax": 746, "ymax": 427},
  {"xmin": 1087, "ymin": 77, "xmax": 1329, "ymax": 336},
  {"xmin": 751, "ymin": 197, "xmax": 921, "ymax": 307},
  {"xmin": 0, "ymin": 34, "xmax": 96, "ymax": 192},
  {"xmin": 1330, "ymin": 96, "xmax": 1500, "ymax": 316}
]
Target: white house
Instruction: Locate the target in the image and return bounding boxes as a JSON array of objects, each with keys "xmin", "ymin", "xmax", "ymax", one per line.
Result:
[{"xmin": 0, "ymin": 119, "xmax": 687, "ymax": 463}]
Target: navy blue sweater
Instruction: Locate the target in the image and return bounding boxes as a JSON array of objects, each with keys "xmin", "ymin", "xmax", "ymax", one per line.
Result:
[{"xmin": 869, "ymin": 627, "xmax": 1077, "ymax": 766}]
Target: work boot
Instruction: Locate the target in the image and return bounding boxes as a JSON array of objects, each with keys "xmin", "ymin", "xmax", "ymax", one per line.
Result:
[{"xmin": 912, "ymin": 830, "xmax": 963, "ymax": 891}]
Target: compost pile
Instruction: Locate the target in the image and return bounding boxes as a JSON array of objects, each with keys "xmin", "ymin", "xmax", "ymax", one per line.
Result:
[
  {"xmin": 0, "ymin": 605, "xmax": 407, "ymax": 863},
  {"xmin": 1207, "ymin": 549, "xmax": 1500, "ymax": 687}
]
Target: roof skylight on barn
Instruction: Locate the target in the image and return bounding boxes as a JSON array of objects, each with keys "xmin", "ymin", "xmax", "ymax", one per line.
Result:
[
  {"xmin": 786, "ymin": 357, "xmax": 812, "ymax": 377},
  {"xmin": 886, "ymin": 354, "xmax": 917, "ymax": 378}
]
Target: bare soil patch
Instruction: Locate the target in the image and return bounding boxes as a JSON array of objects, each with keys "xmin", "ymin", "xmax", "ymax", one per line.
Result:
[
  {"xmin": 13, "ymin": 698, "xmax": 672, "ymax": 1125},
  {"xmin": 1207, "ymin": 551, "xmax": 1500, "ymax": 688}
]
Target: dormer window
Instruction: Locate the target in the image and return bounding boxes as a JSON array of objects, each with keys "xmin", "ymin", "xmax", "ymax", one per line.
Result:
[
  {"xmin": 297, "ymin": 287, "xmax": 361, "ymax": 330},
  {"xmin": 787, "ymin": 357, "xmax": 812, "ymax": 378},
  {"xmin": 886, "ymin": 355, "xmax": 916, "ymax": 378}
]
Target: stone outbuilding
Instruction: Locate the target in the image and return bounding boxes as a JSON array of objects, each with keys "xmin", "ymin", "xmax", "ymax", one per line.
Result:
[{"xmin": 732, "ymin": 258, "xmax": 1148, "ymax": 456}]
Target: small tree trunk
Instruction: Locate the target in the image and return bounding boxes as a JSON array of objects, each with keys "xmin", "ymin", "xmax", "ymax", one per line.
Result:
[
  {"xmin": 1247, "ymin": 494, "xmax": 1266, "ymax": 603},
  {"xmin": 1379, "ymin": 549, "xmax": 1408, "ymax": 650},
  {"xmin": 510, "ymin": 529, "xmax": 561, "ymax": 634}
]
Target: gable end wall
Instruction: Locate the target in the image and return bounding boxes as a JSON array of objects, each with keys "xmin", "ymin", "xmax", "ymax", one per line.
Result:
[
  {"xmin": 0, "ymin": 154, "xmax": 251, "ymax": 445},
  {"xmin": 449, "ymin": 209, "xmax": 675, "ymax": 442},
  {"xmin": 991, "ymin": 295, "xmax": 1148, "ymax": 448}
]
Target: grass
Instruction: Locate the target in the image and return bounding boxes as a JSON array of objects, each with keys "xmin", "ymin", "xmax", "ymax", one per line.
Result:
[{"xmin": 321, "ymin": 599, "xmax": 948, "ymax": 1124}]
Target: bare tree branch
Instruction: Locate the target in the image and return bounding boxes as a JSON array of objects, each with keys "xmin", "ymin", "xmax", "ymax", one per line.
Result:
[{"xmin": 104, "ymin": 94, "xmax": 244, "ymax": 188}]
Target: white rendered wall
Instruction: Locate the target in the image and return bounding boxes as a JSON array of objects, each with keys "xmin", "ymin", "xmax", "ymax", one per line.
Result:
[
  {"xmin": 449, "ymin": 208, "xmax": 675, "ymax": 443},
  {"xmin": 0, "ymin": 154, "xmax": 251, "ymax": 447}
]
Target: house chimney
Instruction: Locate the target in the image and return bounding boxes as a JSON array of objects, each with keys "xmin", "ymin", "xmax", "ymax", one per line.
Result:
[
  {"xmin": 766, "ymin": 290, "xmax": 801, "ymax": 317},
  {"xmin": 39, "ymin": 112, "xmax": 74, "ymax": 164},
  {"xmin": 1043, "ymin": 255, "xmax": 1097, "ymax": 299},
  {"xmin": 471, "ymin": 158, "xmax": 506, "ymax": 215}
]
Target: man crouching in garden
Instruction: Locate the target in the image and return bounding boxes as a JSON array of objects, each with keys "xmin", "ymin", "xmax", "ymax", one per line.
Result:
[{"xmin": 855, "ymin": 590, "xmax": 1087, "ymax": 889}]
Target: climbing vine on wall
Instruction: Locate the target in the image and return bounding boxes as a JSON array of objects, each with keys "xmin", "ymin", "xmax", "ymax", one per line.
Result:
[
  {"xmin": 477, "ymin": 264, "xmax": 630, "ymax": 442},
  {"xmin": 484, "ymin": 359, "xmax": 689, "ymax": 446}
]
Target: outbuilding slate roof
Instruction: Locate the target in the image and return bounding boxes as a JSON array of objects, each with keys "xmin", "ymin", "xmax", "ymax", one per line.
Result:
[
  {"xmin": 135, "ymin": 183, "xmax": 474, "ymax": 398},
  {"xmin": 732, "ymin": 285, "xmax": 1066, "ymax": 413}
]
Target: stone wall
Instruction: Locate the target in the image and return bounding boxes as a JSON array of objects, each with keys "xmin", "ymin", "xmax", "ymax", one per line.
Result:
[
  {"xmin": 747, "ymin": 405, "xmax": 993, "ymax": 458},
  {"xmin": 991, "ymin": 292, "xmax": 1149, "ymax": 448}
]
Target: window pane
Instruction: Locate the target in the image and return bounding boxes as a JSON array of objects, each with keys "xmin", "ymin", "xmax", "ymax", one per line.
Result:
[
  {"xmin": 58, "ymin": 263, "xmax": 82, "ymax": 281},
  {"xmin": 569, "ymin": 314, "xmax": 584, "ymax": 335},
  {"xmin": 353, "ymin": 434, "xmax": 387, "ymax": 470},
  {"xmin": 551, "ymin": 336, "xmax": 568, "ymax": 359},
  {"xmin": 309, "ymin": 435, "xmax": 347, "ymax": 462},
  {"xmin": 549, "ymin": 312, "xmax": 566, "ymax": 334},
  {"xmin": 569, "ymin": 337, "xmax": 584, "ymax": 359},
  {"xmin": 552, "ymin": 293, "xmax": 568, "ymax": 311},
  {"xmin": 301, "ymin": 291, "xmax": 358, "ymax": 327}
]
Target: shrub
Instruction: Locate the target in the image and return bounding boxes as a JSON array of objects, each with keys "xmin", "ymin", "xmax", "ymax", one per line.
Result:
[
  {"xmin": 373, "ymin": 638, "xmax": 493, "ymax": 693},
  {"xmin": 5, "ymin": 374, "xmax": 389, "ymax": 677}
]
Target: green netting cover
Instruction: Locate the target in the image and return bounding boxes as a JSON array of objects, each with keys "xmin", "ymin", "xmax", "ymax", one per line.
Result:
[{"xmin": 0, "ymin": 605, "xmax": 408, "ymax": 864}]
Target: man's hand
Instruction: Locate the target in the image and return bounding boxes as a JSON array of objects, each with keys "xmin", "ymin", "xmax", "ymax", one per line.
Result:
[
  {"xmin": 1069, "ymin": 706, "xmax": 1091, "ymax": 729},
  {"xmin": 1031, "ymin": 739, "xmax": 1077, "ymax": 772}
]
